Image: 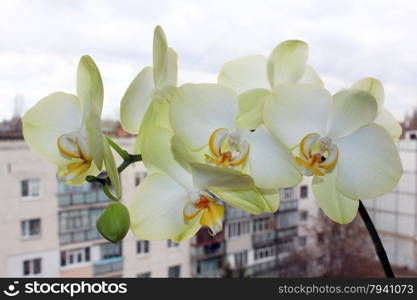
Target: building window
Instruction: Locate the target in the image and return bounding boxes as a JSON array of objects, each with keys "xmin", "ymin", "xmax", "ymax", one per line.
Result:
[
  {"xmin": 137, "ymin": 272, "xmax": 151, "ymax": 278},
  {"xmin": 317, "ymin": 255, "xmax": 325, "ymax": 266},
  {"xmin": 253, "ymin": 217, "xmax": 271, "ymax": 233},
  {"xmin": 137, "ymin": 240, "xmax": 150, "ymax": 255},
  {"xmin": 134, "ymin": 172, "xmax": 147, "ymax": 186},
  {"xmin": 167, "ymin": 240, "xmax": 179, "ymax": 248},
  {"xmin": 100, "ymin": 243, "xmax": 122, "ymax": 260},
  {"xmin": 23, "ymin": 258, "xmax": 42, "ymax": 276},
  {"xmin": 59, "ymin": 210, "xmax": 90, "ymax": 233},
  {"xmin": 300, "ymin": 185, "xmax": 308, "ymax": 198},
  {"xmin": 168, "ymin": 265, "xmax": 181, "ymax": 278},
  {"xmin": 254, "ymin": 246, "xmax": 275, "ymax": 261},
  {"xmin": 21, "ymin": 219, "xmax": 41, "ymax": 239},
  {"xmin": 299, "ymin": 236, "xmax": 307, "ymax": 247},
  {"xmin": 317, "ymin": 233, "xmax": 324, "ymax": 243},
  {"xmin": 281, "ymin": 187, "xmax": 294, "ymax": 200},
  {"xmin": 21, "ymin": 179, "xmax": 40, "ymax": 197},
  {"xmin": 299, "ymin": 211, "xmax": 308, "ymax": 221},
  {"xmin": 228, "ymin": 220, "xmax": 250, "ymax": 238},
  {"xmin": 234, "ymin": 250, "xmax": 248, "ymax": 268},
  {"xmin": 60, "ymin": 247, "xmax": 90, "ymax": 267}
]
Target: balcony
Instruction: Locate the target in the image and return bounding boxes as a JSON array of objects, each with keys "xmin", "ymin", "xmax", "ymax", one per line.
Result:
[
  {"xmin": 194, "ymin": 268, "xmax": 225, "ymax": 278},
  {"xmin": 191, "ymin": 228, "xmax": 224, "ymax": 246},
  {"xmin": 58, "ymin": 190, "xmax": 110, "ymax": 207},
  {"xmin": 59, "ymin": 228, "xmax": 102, "ymax": 245},
  {"xmin": 279, "ymin": 199, "xmax": 298, "ymax": 212},
  {"xmin": 252, "ymin": 230, "xmax": 277, "ymax": 247},
  {"xmin": 93, "ymin": 257, "xmax": 123, "ymax": 276},
  {"xmin": 191, "ymin": 242, "xmax": 225, "ymax": 260}
]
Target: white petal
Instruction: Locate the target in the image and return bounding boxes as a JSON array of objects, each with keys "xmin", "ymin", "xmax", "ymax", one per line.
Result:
[
  {"xmin": 153, "ymin": 25, "xmax": 178, "ymax": 89},
  {"xmin": 76, "ymin": 55, "xmax": 104, "ymax": 120},
  {"xmin": 246, "ymin": 126, "xmax": 302, "ymax": 189},
  {"xmin": 190, "ymin": 162, "xmax": 254, "ymax": 189},
  {"xmin": 170, "ymin": 83, "xmax": 238, "ymax": 150},
  {"xmin": 374, "ymin": 108, "xmax": 402, "ymax": 141},
  {"xmin": 130, "ymin": 173, "xmax": 201, "ymax": 242},
  {"xmin": 142, "ymin": 126, "xmax": 193, "ymax": 189},
  {"xmin": 171, "ymin": 134, "xmax": 206, "ymax": 167},
  {"xmin": 260, "ymin": 188, "xmax": 280, "ymax": 213},
  {"xmin": 217, "ymin": 55, "xmax": 269, "ymax": 94},
  {"xmin": 134, "ymin": 94, "xmax": 172, "ymax": 154},
  {"xmin": 22, "ymin": 92, "xmax": 82, "ymax": 165},
  {"xmin": 351, "ymin": 77, "xmax": 384, "ymax": 111},
  {"xmin": 103, "ymin": 137, "xmax": 121, "ymax": 199},
  {"xmin": 162, "ymin": 48, "xmax": 178, "ymax": 87},
  {"xmin": 208, "ymin": 186, "xmax": 266, "ymax": 214},
  {"xmin": 336, "ymin": 124, "xmax": 403, "ymax": 199},
  {"xmin": 120, "ymin": 66, "xmax": 154, "ymax": 134},
  {"xmin": 326, "ymin": 89, "xmax": 378, "ymax": 139},
  {"xmin": 76, "ymin": 55, "xmax": 104, "ymax": 170},
  {"xmin": 312, "ymin": 169, "xmax": 359, "ymax": 224},
  {"xmin": 264, "ymin": 84, "xmax": 331, "ymax": 148},
  {"xmin": 236, "ymin": 88, "xmax": 270, "ymax": 129},
  {"xmin": 267, "ymin": 40, "xmax": 308, "ymax": 87},
  {"xmin": 297, "ymin": 65, "xmax": 324, "ymax": 86}
]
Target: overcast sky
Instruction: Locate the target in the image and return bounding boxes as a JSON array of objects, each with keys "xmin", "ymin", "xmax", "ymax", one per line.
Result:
[{"xmin": 1, "ymin": 0, "xmax": 417, "ymax": 121}]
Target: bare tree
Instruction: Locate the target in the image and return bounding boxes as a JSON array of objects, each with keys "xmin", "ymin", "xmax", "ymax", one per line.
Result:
[{"xmin": 284, "ymin": 213, "xmax": 385, "ymax": 277}]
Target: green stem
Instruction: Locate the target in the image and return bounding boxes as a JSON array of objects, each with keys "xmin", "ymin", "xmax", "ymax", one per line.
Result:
[
  {"xmin": 105, "ymin": 136, "xmax": 130, "ymax": 160},
  {"xmin": 86, "ymin": 151, "xmax": 142, "ymax": 194},
  {"xmin": 358, "ymin": 200, "xmax": 395, "ymax": 278},
  {"xmin": 102, "ymin": 184, "xmax": 119, "ymax": 201}
]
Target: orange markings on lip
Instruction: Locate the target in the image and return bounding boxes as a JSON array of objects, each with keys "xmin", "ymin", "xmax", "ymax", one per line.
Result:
[
  {"xmin": 206, "ymin": 128, "xmax": 249, "ymax": 168},
  {"xmin": 296, "ymin": 133, "xmax": 338, "ymax": 176}
]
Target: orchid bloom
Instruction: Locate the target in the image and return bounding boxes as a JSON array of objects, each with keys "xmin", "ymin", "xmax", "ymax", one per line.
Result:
[
  {"xmin": 120, "ymin": 25, "xmax": 177, "ymax": 153},
  {"xmin": 130, "ymin": 126, "xmax": 270, "ymax": 242},
  {"xmin": 169, "ymin": 83, "xmax": 302, "ymax": 213},
  {"xmin": 218, "ymin": 40, "xmax": 323, "ymax": 129},
  {"xmin": 264, "ymin": 84, "xmax": 403, "ymax": 223},
  {"xmin": 23, "ymin": 56, "xmax": 121, "ymax": 194},
  {"xmin": 351, "ymin": 77, "xmax": 402, "ymax": 141}
]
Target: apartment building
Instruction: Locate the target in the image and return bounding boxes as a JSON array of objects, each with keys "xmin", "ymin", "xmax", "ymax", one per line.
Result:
[
  {"xmin": 0, "ymin": 137, "xmax": 192, "ymax": 278},
  {"xmin": 0, "ymin": 140, "xmax": 59, "ymax": 277},
  {"xmin": 365, "ymin": 136, "xmax": 417, "ymax": 271}
]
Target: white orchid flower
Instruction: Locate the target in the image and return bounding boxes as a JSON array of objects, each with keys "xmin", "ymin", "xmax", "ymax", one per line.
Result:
[
  {"xmin": 120, "ymin": 25, "xmax": 177, "ymax": 153},
  {"xmin": 23, "ymin": 56, "xmax": 121, "ymax": 194},
  {"xmin": 264, "ymin": 84, "xmax": 403, "ymax": 223},
  {"xmin": 169, "ymin": 83, "xmax": 302, "ymax": 212},
  {"xmin": 130, "ymin": 126, "xmax": 269, "ymax": 242},
  {"xmin": 351, "ymin": 77, "xmax": 402, "ymax": 141},
  {"xmin": 218, "ymin": 40, "xmax": 323, "ymax": 129}
]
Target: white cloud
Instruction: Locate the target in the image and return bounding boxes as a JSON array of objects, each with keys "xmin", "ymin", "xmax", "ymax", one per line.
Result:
[{"xmin": 0, "ymin": 0, "xmax": 416, "ymax": 121}]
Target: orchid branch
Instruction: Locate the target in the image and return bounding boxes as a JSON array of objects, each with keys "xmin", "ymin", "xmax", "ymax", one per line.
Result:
[
  {"xmin": 358, "ymin": 200, "xmax": 395, "ymax": 278},
  {"xmin": 85, "ymin": 139, "xmax": 142, "ymax": 197}
]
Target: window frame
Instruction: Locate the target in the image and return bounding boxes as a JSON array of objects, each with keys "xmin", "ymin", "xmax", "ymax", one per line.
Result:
[
  {"xmin": 168, "ymin": 265, "xmax": 181, "ymax": 278},
  {"xmin": 21, "ymin": 218, "xmax": 41, "ymax": 240},
  {"xmin": 22, "ymin": 258, "xmax": 42, "ymax": 276},
  {"xmin": 20, "ymin": 178, "xmax": 41, "ymax": 199},
  {"xmin": 137, "ymin": 240, "xmax": 150, "ymax": 255}
]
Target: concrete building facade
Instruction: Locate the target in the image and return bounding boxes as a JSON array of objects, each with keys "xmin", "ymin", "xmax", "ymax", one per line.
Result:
[
  {"xmin": 365, "ymin": 137, "xmax": 417, "ymax": 271},
  {"xmin": 0, "ymin": 138, "xmax": 193, "ymax": 278}
]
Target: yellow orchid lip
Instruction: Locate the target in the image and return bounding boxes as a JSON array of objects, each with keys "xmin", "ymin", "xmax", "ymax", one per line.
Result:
[
  {"xmin": 205, "ymin": 128, "xmax": 250, "ymax": 168},
  {"xmin": 57, "ymin": 132, "xmax": 92, "ymax": 181},
  {"xmin": 295, "ymin": 133, "xmax": 338, "ymax": 176},
  {"xmin": 183, "ymin": 194, "xmax": 224, "ymax": 235}
]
